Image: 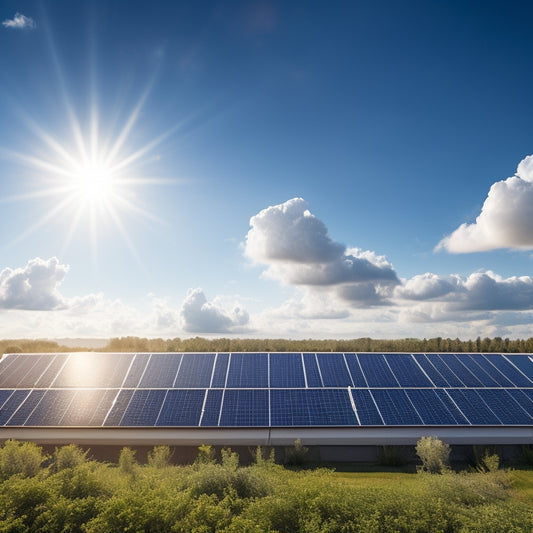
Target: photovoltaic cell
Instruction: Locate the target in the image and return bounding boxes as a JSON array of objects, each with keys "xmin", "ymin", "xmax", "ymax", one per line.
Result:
[
  {"xmin": 506, "ymin": 356, "xmax": 533, "ymax": 384},
  {"xmin": 350, "ymin": 389, "xmax": 383, "ymax": 425},
  {"xmin": 384, "ymin": 354, "xmax": 432, "ymax": 387},
  {"xmin": 12, "ymin": 354, "xmax": 52, "ymax": 388},
  {"xmin": 476, "ymin": 389, "xmax": 532, "ymax": 425},
  {"xmin": 122, "ymin": 353, "xmax": 150, "ymax": 387},
  {"xmin": 61, "ymin": 389, "xmax": 117, "ymax": 426},
  {"xmin": 0, "ymin": 390, "xmax": 30, "ymax": 425},
  {"xmin": 358, "ymin": 354, "xmax": 399, "ymax": 388},
  {"xmin": 465, "ymin": 355, "xmax": 514, "ymax": 387},
  {"xmin": 7, "ymin": 390, "xmax": 46, "ymax": 426},
  {"xmin": 211, "ymin": 353, "xmax": 229, "ymax": 388},
  {"xmin": 406, "ymin": 389, "xmax": 461, "ymax": 425},
  {"xmin": 426, "ymin": 355, "xmax": 465, "ymax": 387},
  {"xmin": 303, "ymin": 353, "xmax": 323, "ymax": 387},
  {"xmin": 412, "ymin": 354, "xmax": 449, "ymax": 387},
  {"xmin": 138, "ymin": 354, "xmax": 182, "ymax": 388},
  {"xmin": 103, "ymin": 390, "xmax": 134, "ymax": 426},
  {"xmin": 447, "ymin": 389, "xmax": 502, "ymax": 425},
  {"xmin": 173, "ymin": 353, "xmax": 215, "ymax": 388},
  {"xmin": 219, "ymin": 389, "xmax": 269, "ymax": 426},
  {"xmin": 0, "ymin": 389, "xmax": 13, "ymax": 410},
  {"xmin": 344, "ymin": 354, "xmax": 367, "ymax": 387},
  {"xmin": 271, "ymin": 389, "xmax": 357, "ymax": 426},
  {"xmin": 0, "ymin": 354, "xmax": 31, "ymax": 387},
  {"xmin": 156, "ymin": 390, "xmax": 205, "ymax": 426},
  {"xmin": 434, "ymin": 389, "xmax": 470, "ymax": 425},
  {"xmin": 439, "ymin": 355, "xmax": 484, "ymax": 387},
  {"xmin": 120, "ymin": 389, "xmax": 167, "ymax": 426},
  {"xmin": 35, "ymin": 354, "xmax": 69, "ymax": 388},
  {"xmin": 25, "ymin": 390, "xmax": 77, "ymax": 426},
  {"xmin": 370, "ymin": 389, "xmax": 423, "ymax": 425},
  {"xmin": 316, "ymin": 353, "xmax": 353, "ymax": 387},
  {"xmin": 483, "ymin": 354, "xmax": 532, "ymax": 387},
  {"xmin": 226, "ymin": 353, "xmax": 268, "ymax": 388},
  {"xmin": 269, "ymin": 353, "xmax": 305, "ymax": 388},
  {"xmin": 200, "ymin": 389, "xmax": 223, "ymax": 426},
  {"xmin": 507, "ymin": 389, "xmax": 533, "ymax": 417}
]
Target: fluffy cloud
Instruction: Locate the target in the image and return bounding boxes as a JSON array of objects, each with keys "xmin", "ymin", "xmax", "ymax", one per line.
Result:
[
  {"xmin": 180, "ymin": 288, "xmax": 249, "ymax": 333},
  {"xmin": 437, "ymin": 154, "xmax": 533, "ymax": 253},
  {"xmin": 396, "ymin": 271, "xmax": 533, "ymax": 317},
  {"xmin": 244, "ymin": 198, "xmax": 399, "ymax": 306},
  {"xmin": 0, "ymin": 257, "xmax": 68, "ymax": 310},
  {"xmin": 2, "ymin": 13, "xmax": 35, "ymax": 29}
]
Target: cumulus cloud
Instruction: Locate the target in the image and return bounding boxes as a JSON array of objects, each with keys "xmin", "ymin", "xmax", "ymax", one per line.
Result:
[
  {"xmin": 180, "ymin": 288, "xmax": 249, "ymax": 333},
  {"xmin": 0, "ymin": 257, "xmax": 68, "ymax": 310},
  {"xmin": 244, "ymin": 198, "xmax": 399, "ymax": 306},
  {"xmin": 396, "ymin": 270, "xmax": 533, "ymax": 319},
  {"xmin": 2, "ymin": 13, "xmax": 35, "ymax": 29},
  {"xmin": 437, "ymin": 154, "xmax": 533, "ymax": 253}
]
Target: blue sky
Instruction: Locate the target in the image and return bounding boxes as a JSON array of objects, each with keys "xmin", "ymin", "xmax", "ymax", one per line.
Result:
[{"xmin": 2, "ymin": 0, "xmax": 533, "ymax": 340}]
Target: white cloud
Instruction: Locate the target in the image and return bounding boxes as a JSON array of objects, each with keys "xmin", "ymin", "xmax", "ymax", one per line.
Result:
[
  {"xmin": 244, "ymin": 198, "xmax": 399, "ymax": 307},
  {"xmin": 180, "ymin": 288, "xmax": 249, "ymax": 333},
  {"xmin": 0, "ymin": 257, "xmax": 68, "ymax": 310},
  {"xmin": 2, "ymin": 13, "xmax": 35, "ymax": 29},
  {"xmin": 437, "ymin": 154, "xmax": 533, "ymax": 253}
]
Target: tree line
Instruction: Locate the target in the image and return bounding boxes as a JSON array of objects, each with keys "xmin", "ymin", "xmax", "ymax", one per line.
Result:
[{"xmin": 3, "ymin": 335, "xmax": 533, "ymax": 354}]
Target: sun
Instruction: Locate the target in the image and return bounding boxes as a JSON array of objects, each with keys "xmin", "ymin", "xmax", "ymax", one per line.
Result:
[
  {"xmin": 3, "ymin": 94, "xmax": 175, "ymax": 260},
  {"xmin": 72, "ymin": 158, "xmax": 115, "ymax": 204}
]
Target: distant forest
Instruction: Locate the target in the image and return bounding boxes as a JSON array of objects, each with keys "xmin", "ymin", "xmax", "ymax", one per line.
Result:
[{"xmin": 2, "ymin": 335, "xmax": 533, "ymax": 354}]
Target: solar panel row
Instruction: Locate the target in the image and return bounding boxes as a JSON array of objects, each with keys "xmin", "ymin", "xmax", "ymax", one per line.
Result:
[
  {"xmin": 0, "ymin": 352, "xmax": 531, "ymax": 389},
  {"xmin": 0, "ymin": 386, "xmax": 531, "ymax": 428}
]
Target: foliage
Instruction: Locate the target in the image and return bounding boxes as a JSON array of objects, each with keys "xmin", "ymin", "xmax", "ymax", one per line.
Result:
[
  {"xmin": 378, "ymin": 445, "xmax": 407, "ymax": 467},
  {"xmin": 0, "ymin": 439, "xmax": 47, "ymax": 480},
  {"xmin": 147, "ymin": 445, "xmax": 173, "ymax": 468},
  {"xmin": 472, "ymin": 447, "xmax": 501, "ymax": 473},
  {"xmin": 285, "ymin": 439, "xmax": 309, "ymax": 466},
  {"xmin": 0, "ymin": 440, "xmax": 532, "ymax": 532},
  {"xmin": 52, "ymin": 443, "xmax": 89, "ymax": 471},
  {"xmin": 416, "ymin": 436, "xmax": 451, "ymax": 474},
  {"xmin": 118, "ymin": 447, "xmax": 138, "ymax": 477},
  {"xmin": 194, "ymin": 444, "xmax": 216, "ymax": 465}
]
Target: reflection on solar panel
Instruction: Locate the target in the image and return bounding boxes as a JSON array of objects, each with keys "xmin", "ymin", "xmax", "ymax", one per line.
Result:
[{"xmin": 0, "ymin": 352, "xmax": 531, "ymax": 428}]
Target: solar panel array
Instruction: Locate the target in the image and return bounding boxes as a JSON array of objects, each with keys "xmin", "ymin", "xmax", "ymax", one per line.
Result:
[{"xmin": 0, "ymin": 352, "xmax": 532, "ymax": 428}]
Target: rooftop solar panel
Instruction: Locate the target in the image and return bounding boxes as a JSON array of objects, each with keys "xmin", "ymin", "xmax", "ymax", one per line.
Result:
[{"xmin": 0, "ymin": 352, "xmax": 532, "ymax": 430}]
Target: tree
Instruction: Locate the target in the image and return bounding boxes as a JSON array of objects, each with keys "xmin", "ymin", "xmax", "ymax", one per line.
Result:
[
  {"xmin": 415, "ymin": 436, "xmax": 450, "ymax": 474},
  {"xmin": 0, "ymin": 439, "xmax": 47, "ymax": 479}
]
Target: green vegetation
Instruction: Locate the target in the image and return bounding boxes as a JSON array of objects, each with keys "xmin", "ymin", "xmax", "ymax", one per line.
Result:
[
  {"xmin": 0, "ymin": 440, "xmax": 531, "ymax": 532},
  {"xmin": 4, "ymin": 335, "xmax": 533, "ymax": 354}
]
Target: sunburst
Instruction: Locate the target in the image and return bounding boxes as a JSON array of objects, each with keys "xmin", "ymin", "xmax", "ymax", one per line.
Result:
[{"xmin": 2, "ymin": 90, "xmax": 176, "ymax": 263}]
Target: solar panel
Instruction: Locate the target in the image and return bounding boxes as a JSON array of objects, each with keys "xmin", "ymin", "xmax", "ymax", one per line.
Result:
[
  {"xmin": 0, "ymin": 352, "xmax": 532, "ymax": 430},
  {"xmin": 226, "ymin": 353, "xmax": 268, "ymax": 388},
  {"xmin": 358, "ymin": 353, "xmax": 399, "ymax": 387},
  {"xmin": 269, "ymin": 353, "xmax": 305, "ymax": 388},
  {"xmin": 156, "ymin": 390, "xmax": 205, "ymax": 426}
]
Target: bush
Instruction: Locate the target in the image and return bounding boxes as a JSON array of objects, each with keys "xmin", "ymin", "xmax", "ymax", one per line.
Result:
[
  {"xmin": 416, "ymin": 436, "xmax": 450, "ymax": 474},
  {"xmin": 194, "ymin": 444, "xmax": 216, "ymax": 465},
  {"xmin": 285, "ymin": 439, "xmax": 309, "ymax": 466},
  {"xmin": 53, "ymin": 444, "xmax": 89, "ymax": 471},
  {"xmin": 378, "ymin": 446, "xmax": 407, "ymax": 467},
  {"xmin": 118, "ymin": 447, "xmax": 138, "ymax": 477},
  {"xmin": 0, "ymin": 439, "xmax": 47, "ymax": 480},
  {"xmin": 147, "ymin": 445, "xmax": 173, "ymax": 468}
]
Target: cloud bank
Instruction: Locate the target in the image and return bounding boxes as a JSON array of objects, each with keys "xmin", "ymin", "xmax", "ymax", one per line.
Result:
[
  {"xmin": 244, "ymin": 197, "xmax": 399, "ymax": 306},
  {"xmin": 437, "ymin": 154, "xmax": 533, "ymax": 253},
  {"xmin": 2, "ymin": 13, "xmax": 36, "ymax": 30}
]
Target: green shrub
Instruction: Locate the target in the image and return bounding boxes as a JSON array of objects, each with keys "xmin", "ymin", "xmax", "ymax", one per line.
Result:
[
  {"xmin": 147, "ymin": 445, "xmax": 173, "ymax": 468},
  {"xmin": 0, "ymin": 439, "xmax": 47, "ymax": 480},
  {"xmin": 416, "ymin": 436, "xmax": 450, "ymax": 474},
  {"xmin": 52, "ymin": 444, "xmax": 89, "ymax": 471},
  {"xmin": 378, "ymin": 446, "xmax": 407, "ymax": 467},
  {"xmin": 118, "ymin": 447, "xmax": 138, "ymax": 477},
  {"xmin": 194, "ymin": 444, "xmax": 216, "ymax": 465},
  {"xmin": 285, "ymin": 439, "xmax": 309, "ymax": 466}
]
